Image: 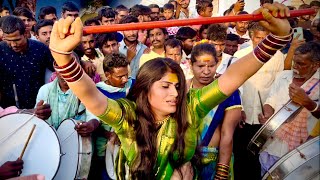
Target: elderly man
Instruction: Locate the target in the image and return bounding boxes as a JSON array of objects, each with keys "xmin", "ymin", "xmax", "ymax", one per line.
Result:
[{"xmin": 258, "ymin": 42, "xmax": 320, "ymax": 176}]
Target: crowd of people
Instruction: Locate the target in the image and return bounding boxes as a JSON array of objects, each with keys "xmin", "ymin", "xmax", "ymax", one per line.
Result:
[{"xmin": 0, "ymin": 0, "xmax": 319, "ymax": 179}]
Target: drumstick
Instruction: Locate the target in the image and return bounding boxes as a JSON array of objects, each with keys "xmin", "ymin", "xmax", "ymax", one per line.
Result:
[
  {"xmin": 258, "ymin": 91, "xmax": 265, "ymax": 116},
  {"xmin": 13, "ymin": 84, "xmax": 20, "ymax": 109},
  {"xmin": 19, "ymin": 124, "xmax": 36, "ymax": 159}
]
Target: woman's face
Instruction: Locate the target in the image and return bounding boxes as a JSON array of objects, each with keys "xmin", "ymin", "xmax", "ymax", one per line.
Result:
[{"xmin": 148, "ymin": 72, "xmax": 179, "ymax": 120}]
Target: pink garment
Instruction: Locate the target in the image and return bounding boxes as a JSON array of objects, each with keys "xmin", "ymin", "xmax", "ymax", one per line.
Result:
[{"xmin": 0, "ymin": 106, "xmax": 18, "ymax": 117}]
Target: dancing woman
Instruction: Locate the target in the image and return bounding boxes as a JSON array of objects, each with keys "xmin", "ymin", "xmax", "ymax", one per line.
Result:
[{"xmin": 49, "ymin": 3, "xmax": 292, "ymax": 179}]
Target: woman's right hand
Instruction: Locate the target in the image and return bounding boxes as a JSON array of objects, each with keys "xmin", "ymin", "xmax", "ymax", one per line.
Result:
[
  {"xmin": 253, "ymin": 2, "xmax": 291, "ymax": 37},
  {"xmin": 50, "ymin": 17, "xmax": 83, "ymax": 54}
]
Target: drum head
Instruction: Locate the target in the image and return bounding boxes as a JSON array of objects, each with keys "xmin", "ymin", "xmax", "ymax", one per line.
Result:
[
  {"xmin": 54, "ymin": 119, "xmax": 79, "ymax": 180},
  {"xmin": 262, "ymin": 136, "xmax": 320, "ymax": 180},
  {"xmin": 0, "ymin": 113, "xmax": 61, "ymax": 179}
]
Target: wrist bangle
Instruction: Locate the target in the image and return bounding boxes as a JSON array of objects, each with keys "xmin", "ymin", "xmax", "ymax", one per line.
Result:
[
  {"xmin": 310, "ymin": 101, "xmax": 319, "ymax": 112},
  {"xmin": 50, "ymin": 46, "xmax": 73, "ymax": 55}
]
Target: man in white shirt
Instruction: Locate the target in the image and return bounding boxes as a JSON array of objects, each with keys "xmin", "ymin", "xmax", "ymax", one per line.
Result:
[
  {"xmin": 258, "ymin": 42, "xmax": 320, "ymax": 176},
  {"xmin": 227, "ymin": 11, "xmax": 250, "ymax": 44}
]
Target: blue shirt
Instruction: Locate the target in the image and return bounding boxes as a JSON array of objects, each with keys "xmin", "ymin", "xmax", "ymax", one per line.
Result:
[
  {"xmin": 0, "ymin": 40, "xmax": 54, "ymax": 109},
  {"xmin": 119, "ymin": 41, "xmax": 147, "ymax": 78}
]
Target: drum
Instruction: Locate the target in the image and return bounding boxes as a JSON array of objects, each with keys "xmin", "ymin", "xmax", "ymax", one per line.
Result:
[
  {"xmin": 54, "ymin": 119, "xmax": 92, "ymax": 180},
  {"xmin": 248, "ymin": 100, "xmax": 302, "ymax": 155},
  {"xmin": 0, "ymin": 113, "xmax": 61, "ymax": 179},
  {"xmin": 262, "ymin": 136, "xmax": 320, "ymax": 180}
]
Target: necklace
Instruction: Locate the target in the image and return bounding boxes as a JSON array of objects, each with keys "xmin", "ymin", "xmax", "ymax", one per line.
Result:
[{"xmin": 155, "ymin": 115, "xmax": 171, "ymax": 125}]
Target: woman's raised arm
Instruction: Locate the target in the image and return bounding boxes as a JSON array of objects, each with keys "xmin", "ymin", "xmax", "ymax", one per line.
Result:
[
  {"xmin": 49, "ymin": 17, "xmax": 108, "ymax": 117},
  {"xmin": 219, "ymin": 3, "xmax": 292, "ymax": 96}
]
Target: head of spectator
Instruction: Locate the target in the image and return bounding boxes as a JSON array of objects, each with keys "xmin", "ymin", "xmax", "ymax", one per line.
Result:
[
  {"xmin": 293, "ymin": 41, "xmax": 320, "ymax": 80},
  {"xmin": 190, "ymin": 43, "xmax": 218, "ymax": 86},
  {"xmin": 81, "ymin": 34, "xmax": 97, "ymax": 59},
  {"xmin": 0, "ymin": 6, "xmax": 10, "ymax": 17},
  {"xmin": 260, "ymin": 0, "xmax": 273, "ymax": 6},
  {"xmin": 164, "ymin": 38, "xmax": 183, "ymax": 63},
  {"xmin": 311, "ymin": 18, "xmax": 320, "ymax": 42},
  {"xmin": 168, "ymin": 0, "xmax": 177, "ymax": 10},
  {"xmin": 196, "ymin": 0, "xmax": 213, "ymax": 17},
  {"xmin": 38, "ymin": 6, "xmax": 57, "ymax": 22},
  {"xmin": 13, "ymin": 7, "xmax": 33, "ymax": 37},
  {"xmin": 98, "ymin": 8, "xmax": 116, "ymax": 25},
  {"xmin": 0, "ymin": 16, "xmax": 7, "ymax": 41},
  {"xmin": 115, "ymin": 4, "xmax": 129, "ymax": 23},
  {"xmin": 96, "ymin": 32, "xmax": 123, "ymax": 55},
  {"xmin": 207, "ymin": 23, "xmax": 227, "ymax": 58},
  {"xmin": 163, "ymin": 3, "xmax": 175, "ymax": 20},
  {"xmin": 1, "ymin": 16, "xmax": 28, "ymax": 53},
  {"xmin": 235, "ymin": 11, "xmax": 249, "ymax": 36},
  {"xmin": 176, "ymin": 27, "xmax": 197, "ymax": 55},
  {"xmin": 177, "ymin": 0, "xmax": 190, "ymax": 9},
  {"xmin": 224, "ymin": 33, "xmax": 240, "ymax": 56},
  {"xmin": 130, "ymin": 4, "xmax": 151, "ymax": 22},
  {"xmin": 248, "ymin": 22, "xmax": 270, "ymax": 48},
  {"xmin": 61, "ymin": 1, "xmax": 79, "ymax": 20},
  {"xmin": 119, "ymin": 15, "xmax": 139, "ymax": 44},
  {"xmin": 84, "ymin": 17, "xmax": 100, "ymax": 26},
  {"xmin": 149, "ymin": 4, "xmax": 160, "ymax": 21},
  {"xmin": 148, "ymin": 28, "xmax": 168, "ymax": 49},
  {"xmin": 310, "ymin": 1, "xmax": 320, "ymax": 14},
  {"xmin": 103, "ymin": 53, "xmax": 129, "ymax": 88},
  {"xmin": 199, "ymin": 24, "xmax": 209, "ymax": 40},
  {"xmin": 35, "ymin": 19, "xmax": 54, "ymax": 46},
  {"xmin": 299, "ymin": 4, "xmax": 311, "ymax": 22}
]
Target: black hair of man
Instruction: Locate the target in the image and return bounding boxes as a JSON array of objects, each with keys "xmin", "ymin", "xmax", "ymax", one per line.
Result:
[
  {"xmin": 163, "ymin": 3, "xmax": 174, "ymax": 11},
  {"xmin": 115, "ymin": 4, "xmax": 129, "ymax": 13},
  {"xmin": 176, "ymin": 27, "xmax": 197, "ymax": 41},
  {"xmin": 226, "ymin": 33, "xmax": 240, "ymax": 42},
  {"xmin": 207, "ymin": 23, "xmax": 227, "ymax": 41},
  {"xmin": 1, "ymin": 15, "xmax": 26, "ymax": 35},
  {"xmin": 164, "ymin": 38, "xmax": 183, "ymax": 54},
  {"xmin": 96, "ymin": 32, "xmax": 122, "ymax": 49},
  {"xmin": 13, "ymin": 7, "xmax": 33, "ymax": 19},
  {"xmin": 38, "ymin": 6, "xmax": 57, "ymax": 20},
  {"xmin": 260, "ymin": 0, "xmax": 274, "ymax": 6},
  {"xmin": 0, "ymin": 6, "xmax": 9, "ymax": 13},
  {"xmin": 130, "ymin": 4, "xmax": 151, "ymax": 17},
  {"xmin": 310, "ymin": 1, "xmax": 320, "ymax": 7},
  {"xmin": 103, "ymin": 53, "xmax": 129, "ymax": 72},
  {"xmin": 62, "ymin": 1, "xmax": 79, "ymax": 13},
  {"xmin": 147, "ymin": 28, "xmax": 168, "ymax": 38},
  {"xmin": 196, "ymin": 0, "xmax": 213, "ymax": 14},
  {"xmin": 296, "ymin": 41, "xmax": 320, "ymax": 62},
  {"xmin": 119, "ymin": 15, "xmax": 139, "ymax": 24},
  {"xmin": 84, "ymin": 17, "xmax": 100, "ymax": 26},
  {"xmin": 199, "ymin": 24, "xmax": 209, "ymax": 34},
  {"xmin": 98, "ymin": 8, "xmax": 116, "ymax": 21},
  {"xmin": 34, "ymin": 19, "xmax": 54, "ymax": 35},
  {"xmin": 149, "ymin": 4, "xmax": 160, "ymax": 9}
]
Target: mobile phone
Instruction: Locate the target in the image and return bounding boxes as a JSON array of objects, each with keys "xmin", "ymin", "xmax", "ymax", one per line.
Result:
[{"xmin": 293, "ymin": 27, "xmax": 304, "ymax": 40}]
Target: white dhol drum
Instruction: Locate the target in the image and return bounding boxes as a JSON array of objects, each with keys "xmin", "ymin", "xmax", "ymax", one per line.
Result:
[
  {"xmin": 262, "ymin": 136, "xmax": 320, "ymax": 180},
  {"xmin": 0, "ymin": 113, "xmax": 61, "ymax": 179},
  {"xmin": 105, "ymin": 142, "xmax": 120, "ymax": 180},
  {"xmin": 54, "ymin": 119, "xmax": 92, "ymax": 180}
]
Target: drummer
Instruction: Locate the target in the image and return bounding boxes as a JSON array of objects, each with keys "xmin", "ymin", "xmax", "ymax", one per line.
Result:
[
  {"xmin": 35, "ymin": 69, "xmax": 100, "ymax": 136},
  {"xmin": 258, "ymin": 41, "xmax": 320, "ymax": 176}
]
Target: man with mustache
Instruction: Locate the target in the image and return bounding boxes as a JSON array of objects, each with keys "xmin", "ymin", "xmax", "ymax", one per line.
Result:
[
  {"xmin": 139, "ymin": 28, "xmax": 168, "ymax": 67},
  {"xmin": 258, "ymin": 41, "xmax": 320, "ymax": 176},
  {"xmin": 119, "ymin": 15, "xmax": 149, "ymax": 78},
  {"xmin": 80, "ymin": 33, "xmax": 106, "ymax": 82},
  {"xmin": 227, "ymin": 11, "xmax": 250, "ymax": 45},
  {"xmin": 34, "ymin": 20, "xmax": 53, "ymax": 46}
]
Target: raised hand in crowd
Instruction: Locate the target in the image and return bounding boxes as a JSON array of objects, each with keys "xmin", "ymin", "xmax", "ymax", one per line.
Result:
[
  {"xmin": 233, "ymin": 0, "xmax": 245, "ymax": 14},
  {"xmin": 0, "ymin": 159, "xmax": 23, "ymax": 179}
]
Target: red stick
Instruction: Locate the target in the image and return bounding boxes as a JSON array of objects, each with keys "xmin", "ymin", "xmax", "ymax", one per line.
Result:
[{"xmin": 83, "ymin": 9, "xmax": 316, "ymax": 35}]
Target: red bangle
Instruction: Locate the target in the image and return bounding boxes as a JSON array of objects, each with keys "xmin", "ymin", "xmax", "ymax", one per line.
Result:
[
  {"xmin": 64, "ymin": 68, "xmax": 84, "ymax": 83},
  {"xmin": 60, "ymin": 64, "xmax": 82, "ymax": 79}
]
